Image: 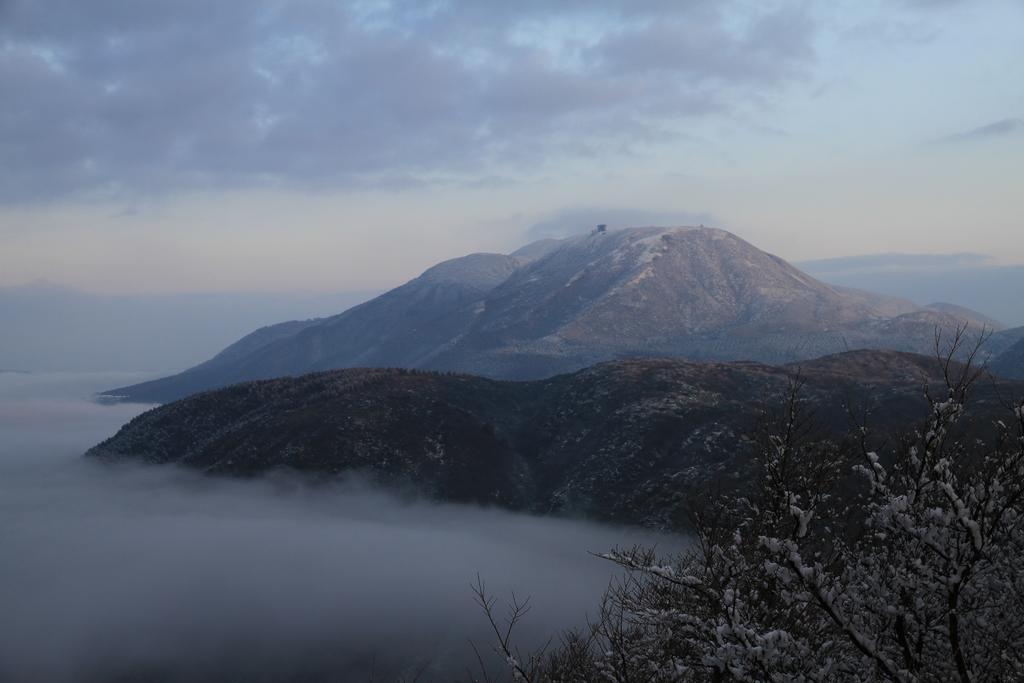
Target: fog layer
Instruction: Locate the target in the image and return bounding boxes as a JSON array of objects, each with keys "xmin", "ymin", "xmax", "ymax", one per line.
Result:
[{"xmin": 0, "ymin": 373, "xmax": 678, "ymax": 681}]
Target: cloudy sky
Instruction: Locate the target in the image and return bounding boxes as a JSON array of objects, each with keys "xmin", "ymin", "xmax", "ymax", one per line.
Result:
[{"xmin": 1, "ymin": 0, "xmax": 1021, "ymax": 293}]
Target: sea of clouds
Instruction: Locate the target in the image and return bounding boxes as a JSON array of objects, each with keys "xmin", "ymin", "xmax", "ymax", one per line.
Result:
[{"xmin": 0, "ymin": 372, "xmax": 680, "ymax": 681}]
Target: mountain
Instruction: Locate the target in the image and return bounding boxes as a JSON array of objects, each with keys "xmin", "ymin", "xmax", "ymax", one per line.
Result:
[
  {"xmin": 88, "ymin": 351, "xmax": 1022, "ymax": 529},
  {"xmin": 987, "ymin": 326, "xmax": 1024, "ymax": 377},
  {"xmin": 922, "ymin": 302, "xmax": 1006, "ymax": 331},
  {"xmin": 105, "ymin": 227, "xmax": 999, "ymax": 403},
  {"xmin": 992, "ymin": 331, "xmax": 1024, "ymax": 379},
  {"xmin": 103, "ymin": 253, "xmax": 521, "ymax": 401}
]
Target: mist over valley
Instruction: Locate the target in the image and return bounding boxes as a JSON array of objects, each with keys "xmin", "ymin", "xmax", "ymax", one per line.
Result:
[{"xmin": 1, "ymin": 373, "xmax": 675, "ymax": 681}]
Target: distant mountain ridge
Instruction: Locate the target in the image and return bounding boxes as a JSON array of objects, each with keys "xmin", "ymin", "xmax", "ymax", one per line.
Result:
[
  {"xmin": 106, "ymin": 226, "xmax": 1005, "ymax": 403},
  {"xmin": 797, "ymin": 252, "xmax": 1024, "ymax": 327}
]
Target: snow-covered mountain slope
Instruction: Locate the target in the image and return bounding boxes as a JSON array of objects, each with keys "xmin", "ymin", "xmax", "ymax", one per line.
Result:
[{"xmin": 105, "ymin": 226, "xmax": 999, "ymax": 403}]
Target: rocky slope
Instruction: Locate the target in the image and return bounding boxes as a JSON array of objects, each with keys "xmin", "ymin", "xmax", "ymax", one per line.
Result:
[
  {"xmin": 105, "ymin": 227, "xmax": 1000, "ymax": 403},
  {"xmin": 88, "ymin": 351, "xmax": 1022, "ymax": 528}
]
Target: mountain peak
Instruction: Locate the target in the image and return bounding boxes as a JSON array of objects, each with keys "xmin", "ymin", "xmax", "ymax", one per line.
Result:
[
  {"xmin": 463, "ymin": 224, "xmax": 865, "ymax": 352},
  {"xmin": 104, "ymin": 226, "xmax": 999, "ymax": 403}
]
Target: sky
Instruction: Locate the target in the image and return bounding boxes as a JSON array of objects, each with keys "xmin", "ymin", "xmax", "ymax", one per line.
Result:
[{"xmin": 1, "ymin": 0, "xmax": 1022, "ymax": 294}]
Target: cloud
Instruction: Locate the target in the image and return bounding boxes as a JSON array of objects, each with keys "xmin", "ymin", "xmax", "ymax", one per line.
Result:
[
  {"xmin": 933, "ymin": 118, "xmax": 1024, "ymax": 144},
  {"xmin": 0, "ymin": 373, "xmax": 679, "ymax": 681},
  {"xmin": 0, "ymin": 0, "xmax": 817, "ymax": 203},
  {"xmin": 592, "ymin": 4, "xmax": 814, "ymax": 84},
  {"xmin": 526, "ymin": 206, "xmax": 718, "ymax": 240},
  {"xmin": 899, "ymin": 0, "xmax": 971, "ymax": 8}
]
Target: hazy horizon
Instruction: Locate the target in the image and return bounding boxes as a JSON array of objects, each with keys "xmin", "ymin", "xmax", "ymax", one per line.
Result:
[{"xmin": 0, "ymin": 283, "xmax": 379, "ymax": 372}]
